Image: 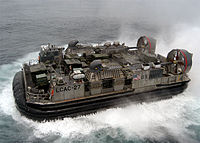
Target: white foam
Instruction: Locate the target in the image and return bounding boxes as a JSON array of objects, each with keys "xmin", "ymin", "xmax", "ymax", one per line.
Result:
[
  {"xmin": 0, "ymin": 51, "xmax": 38, "ymax": 115},
  {"xmin": 24, "ymin": 93, "xmax": 196, "ymax": 143}
]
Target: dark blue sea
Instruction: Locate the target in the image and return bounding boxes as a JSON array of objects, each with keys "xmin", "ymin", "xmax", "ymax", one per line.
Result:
[{"xmin": 1, "ymin": 0, "xmax": 200, "ymax": 142}]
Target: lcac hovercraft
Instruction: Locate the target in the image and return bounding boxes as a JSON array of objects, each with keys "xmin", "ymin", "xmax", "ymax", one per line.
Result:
[{"xmin": 13, "ymin": 36, "xmax": 192, "ymax": 121}]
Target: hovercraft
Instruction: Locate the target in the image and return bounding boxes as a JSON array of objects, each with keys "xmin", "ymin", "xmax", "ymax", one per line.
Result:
[{"xmin": 13, "ymin": 36, "xmax": 192, "ymax": 121}]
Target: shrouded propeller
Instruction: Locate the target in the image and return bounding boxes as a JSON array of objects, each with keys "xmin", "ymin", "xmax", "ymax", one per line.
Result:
[
  {"xmin": 137, "ymin": 36, "xmax": 156, "ymax": 54},
  {"xmin": 167, "ymin": 49, "xmax": 192, "ymax": 74}
]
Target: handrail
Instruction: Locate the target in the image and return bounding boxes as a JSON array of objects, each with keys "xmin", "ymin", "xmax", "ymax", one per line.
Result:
[{"xmin": 26, "ymin": 91, "xmax": 50, "ymax": 102}]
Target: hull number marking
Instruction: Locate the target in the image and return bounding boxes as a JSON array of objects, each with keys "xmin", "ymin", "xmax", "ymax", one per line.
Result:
[{"xmin": 56, "ymin": 85, "xmax": 81, "ymax": 93}]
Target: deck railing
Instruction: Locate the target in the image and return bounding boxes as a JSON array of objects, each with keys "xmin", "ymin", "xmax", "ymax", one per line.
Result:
[{"xmin": 26, "ymin": 91, "xmax": 50, "ymax": 103}]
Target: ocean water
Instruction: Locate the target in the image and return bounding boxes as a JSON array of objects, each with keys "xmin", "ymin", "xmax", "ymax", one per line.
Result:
[{"xmin": 1, "ymin": 0, "xmax": 200, "ymax": 142}]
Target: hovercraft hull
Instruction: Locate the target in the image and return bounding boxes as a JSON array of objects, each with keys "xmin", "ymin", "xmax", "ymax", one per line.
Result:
[{"xmin": 13, "ymin": 71, "xmax": 188, "ymax": 121}]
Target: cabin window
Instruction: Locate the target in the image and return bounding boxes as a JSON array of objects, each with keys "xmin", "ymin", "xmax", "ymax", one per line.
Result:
[
  {"xmin": 103, "ymin": 79, "xmax": 113, "ymax": 89},
  {"xmin": 84, "ymin": 82, "xmax": 90, "ymax": 91},
  {"xmin": 125, "ymin": 78, "xmax": 132, "ymax": 85},
  {"xmin": 141, "ymin": 74, "xmax": 144, "ymax": 79}
]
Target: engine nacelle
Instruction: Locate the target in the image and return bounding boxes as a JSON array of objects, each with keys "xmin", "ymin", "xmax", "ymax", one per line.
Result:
[
  {"xmin": 137, "ymin": 36, "xmax": 156, "ymax": 55},
  {"xmin": 167, "ymin": 49, "xmax": 192, "ymax": 74}
]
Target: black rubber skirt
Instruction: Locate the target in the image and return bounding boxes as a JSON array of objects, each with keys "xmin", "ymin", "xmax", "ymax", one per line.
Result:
[{"xmin": 13, "ymin": 71, "xmax": 188, "ymax": 121}]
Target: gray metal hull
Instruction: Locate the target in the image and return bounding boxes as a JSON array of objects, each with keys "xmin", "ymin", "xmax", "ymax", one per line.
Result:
[{"xmin": 13, "ymin": 71, "xmax": 188, "ymax": 121}]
